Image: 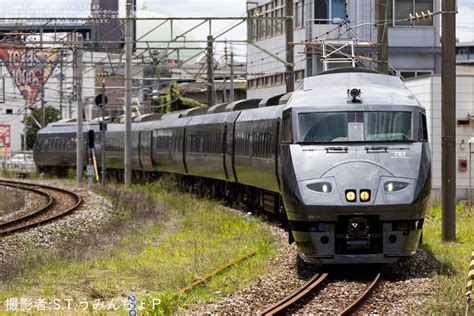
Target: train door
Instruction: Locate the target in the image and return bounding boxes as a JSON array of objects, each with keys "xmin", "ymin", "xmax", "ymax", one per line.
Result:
[{"xmin": 139, "ymin": 130, "xmax": 153, "ymax": 171}]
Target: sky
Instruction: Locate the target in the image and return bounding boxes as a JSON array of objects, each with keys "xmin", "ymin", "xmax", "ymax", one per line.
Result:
[
  {"xmin": 457, "ymin": 0, "xmax": 474, "ymax": 42},
  {"xmin": 0, "ymin": 0, "xmax": 472, "ymax": 42}
]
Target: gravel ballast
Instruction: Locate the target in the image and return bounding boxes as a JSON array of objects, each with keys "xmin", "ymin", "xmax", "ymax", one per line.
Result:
[
  {"xmin": 0, "ymin": 179, "xmax": 115, "ymax": 277},
  {"xmin": 0, "ymin": 180, "xmax": 437, "ymax": 313},
  {"xmin": 190, "ymin": 218, "xmax": 437, "ymax": 314}
]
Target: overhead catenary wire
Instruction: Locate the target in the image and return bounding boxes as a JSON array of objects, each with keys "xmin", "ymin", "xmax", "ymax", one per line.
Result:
[{"xmin": 0, "ymin": 9, "xmax": 452, "ymax": 116}]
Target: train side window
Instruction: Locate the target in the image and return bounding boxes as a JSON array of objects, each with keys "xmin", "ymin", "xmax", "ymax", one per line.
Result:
[
  {"xmin": 282, "ymin": 110, "xmax": 292, "ymax": 143},
  {"xmin": 418, "ymin": 112, "xmax": 428, "ymax": 142}
]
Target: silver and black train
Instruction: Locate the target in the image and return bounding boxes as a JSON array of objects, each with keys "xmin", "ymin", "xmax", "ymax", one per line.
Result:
[{"xmin": 34, "ymin": 68, "xmax": 431, "ymax": 264}]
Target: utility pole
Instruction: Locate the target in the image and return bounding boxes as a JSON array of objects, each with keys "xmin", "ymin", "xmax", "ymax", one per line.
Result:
[
  {"xmin": 40, "ymin": 27, "xmax": 46, "ymax": 127},
  {"xmin": 124, "ymin": 0, "xmax": 133, "ymax": 186},
  {"xmin": 230, "ymin": 51, "xmax": 235, "ymax": 102},
  {"xmin": 223, "ymin": 76, "xmax": 227, "ymax": 102},
  {"xmin": 441, "ymin": 0, "xmax": 456, "ymax": 241},
  {"xmin": 376, "ymin": 0, "xmax": 389, "ymax": 74},
  {"xmin": 22, "ymin": 99, "xmax": 27, "ymax": 151},
  {"xmin": 75, "ymin": 42, "xmax": 84, "ymax": 183},
  {"xmin": 59, "ymin": 49, "xmax": 64, "ymax": 119},
  {"xmin": 207, "ymin": 35, "xmax": 215, "ymax": 106},
  {"xmin": 101, "ymin": 80, "xmax": 106, "ymax": 186},
  {"xmin": 223, "ymin": 42, "xmax": 228, "ymax": 102},
  {"xmin": 285, "ymin": 0, "xmax": 294, "ymax": 92},
  {"xmin": 40, "ymin": 79, "xmax": 45, "ymax": 126}
]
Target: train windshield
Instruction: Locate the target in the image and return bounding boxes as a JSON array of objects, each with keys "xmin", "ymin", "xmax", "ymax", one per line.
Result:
[{"xmin": 298, "ymin": 111, "xmax": 412, "ymax": 143}]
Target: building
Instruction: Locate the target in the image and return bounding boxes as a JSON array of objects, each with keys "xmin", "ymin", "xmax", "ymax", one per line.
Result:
[
  {"xmin": 247, "ymin": 0, "xmax": 442, "ymax": 98},
  {"xmin": 405, "ymin": 75, "xmax": 474, "ymax": 201},
  {"xmin": 456, "ymin": 42, "xmax": 474, "ymax": 65}
]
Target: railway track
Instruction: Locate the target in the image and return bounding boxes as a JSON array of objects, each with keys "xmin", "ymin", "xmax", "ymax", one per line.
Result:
[
  {"xmin": 260, "ymin": 268, "xmax": 382, "ymax": 315},
  {"xmin": 0, "ymin": 180, "xmax": 82, "ymax": 236}
]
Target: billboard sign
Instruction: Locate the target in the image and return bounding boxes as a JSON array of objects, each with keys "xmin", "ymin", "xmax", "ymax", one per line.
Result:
[
  {"xmin": 0, "ymin": 124, "xmax": 11, "ymax": 158},
  {"xmin": 0, "ymin": 44, "xmax": 60, "ymax": 107}
]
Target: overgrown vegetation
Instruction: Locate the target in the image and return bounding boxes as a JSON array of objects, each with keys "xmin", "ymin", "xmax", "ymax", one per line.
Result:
[
  {"xmin": 0, "ymin": 186, "xmax": 26, "ymax": 216},
  {"xmin": 158, "ymin": 81, "xmax": 207, "ymax": 113},
  {"xmin": 423, "ymin": 204, "xmax": 473, "ymax": 314},
  {"xmin": 0, "ymin": 179, "xmax": 278, "ymax": 314}
]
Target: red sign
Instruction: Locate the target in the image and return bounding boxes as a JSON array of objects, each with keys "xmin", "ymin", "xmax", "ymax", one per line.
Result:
[
  {"xmin": 0, "ymin": 44, "xmax": 59, "ymax": 107},
  {"xmin": 0, "ymin": 124, "xmax": 11, "ymax": 158}
]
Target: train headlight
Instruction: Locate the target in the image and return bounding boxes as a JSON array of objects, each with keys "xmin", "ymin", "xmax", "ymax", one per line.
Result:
[
  {"xmin": 345, "ymin": 190, "xmax": 356, "ymax": 202},
  {"xmin": 360, "ymin": 190, "xmax": 371, "ymax": 202},
  {"xmin": 307, "ymin": 182, "xmax": 332, "ymax": 193},
  {"xmin": 384, "ymin": 181, "xmax": 409, "ymax": 192}
]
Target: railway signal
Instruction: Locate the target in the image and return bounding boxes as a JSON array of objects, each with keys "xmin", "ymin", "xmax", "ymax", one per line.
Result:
[
  {"xmin": 94, "ymin": 93, "xmax": 108, "ymax": 108},
  {"xmin": 96, "ymin": 80, "xmax": 107, "ymax": 186}
]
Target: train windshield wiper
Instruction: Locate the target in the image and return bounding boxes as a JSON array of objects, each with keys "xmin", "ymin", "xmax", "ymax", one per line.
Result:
[
  {"xmin": 325, "ymin": 146, "xmax": 348, "ymax": 153},
  {"xmin": 365, "ymin": 146, "xmax": 389, "ymax": 152}
]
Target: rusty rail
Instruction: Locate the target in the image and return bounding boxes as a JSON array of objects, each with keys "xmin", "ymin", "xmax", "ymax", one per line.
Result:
[
  {"xmin": 339, "ymin": 269, "xmax": 382, "ymax": 316},
  {"xmin": 0, "ymin": 180, "xmax": 82, "ymax": 236},
  {"xmin": 260, "ymin": 272, "xmax": 329, "ymax": 315}
]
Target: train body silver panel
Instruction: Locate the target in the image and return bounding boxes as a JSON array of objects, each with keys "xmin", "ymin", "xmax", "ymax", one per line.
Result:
[
  {"xmin": 105, "ymin": 123, "xmax": 126, "ymax": 170},
  {"xmin": 233, "ymin": 106, "xmax": 281, "ymax": 192},
  {"xmin": 34, "ymin": 122, "xmax": 100, "ymax": 168},
  {"xmin": 152, "ymin": 117, "xmax": 190, "ymax": 174},
  {"xmin": 139, "ymin": 129, "xmax": 154, "ymax": 171},
  {"xmin": 185, "ymin": 111, "xmax": 240, "ymax": 181}
]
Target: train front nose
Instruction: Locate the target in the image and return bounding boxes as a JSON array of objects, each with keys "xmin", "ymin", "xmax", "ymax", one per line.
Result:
[
  {"xmin": 298, "ymin": 161, "xmax": 388, "ymax": 207},
  {"xmin": 286, "ymin": 161, "xmax": 422, "ymax": 264}
]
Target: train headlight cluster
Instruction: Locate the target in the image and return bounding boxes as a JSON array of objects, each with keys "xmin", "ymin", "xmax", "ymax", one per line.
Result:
[
  {"xmin": 345, "ymin": 190, "xmax": 356, "ymax": 202},
  {"xmin": 307, "ymin": 182, "xmax": 332, "ymax": 193},
  {"xmin": 345, "ymin": 189, "xmax": 371, "ymax": 202},
  {"xmin": 384, "ymin": 181, "xmax": 409, "ymax": 192},
  {"xmin": 360, "ymin": 190, "xmax": 371, "ymax": 202}
]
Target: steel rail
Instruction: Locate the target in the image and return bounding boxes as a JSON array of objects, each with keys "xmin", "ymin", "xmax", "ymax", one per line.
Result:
[
  {"xmin": 260, "ymin": 272, "xmax": 329, "ymax": 315},
  {"xmin": 0, "ymin": 180, "xmax": 82, "ymax": 236},
  {"xmin": 338, "ymin": 269, "xmax": 383, "ymax": 316}
]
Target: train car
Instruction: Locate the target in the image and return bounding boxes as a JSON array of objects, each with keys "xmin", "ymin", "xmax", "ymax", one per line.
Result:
[
  {"xmin": 33, "ymin": 68, "xmax": 431, "ymax": 264},
  {"xmin": 34, "ymin": 121, "xmax": 100, "ymax": 175},
  {"xmin": 280, "ymin": 68, "xmax": 431, "ymax": 263}
]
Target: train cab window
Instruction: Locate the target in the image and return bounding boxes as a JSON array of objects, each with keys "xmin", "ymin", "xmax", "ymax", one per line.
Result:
[
  {"xmin": 364, "ymin": 112, "xmax": 411, "ymax": 141},
  {"xmin": 282, "ymin": 110, "xmax": 293, "ymax": 143},
  {"xmin": 298, "ymin": 111, "xmax": 412, "ymax": 143},
  {"xmin": 299, "ymin": 112, "xmax": 348, "ymax": 142},
  {"xmin": 418, "ymin": 112, "xmax": 428, "ymax": 142}
]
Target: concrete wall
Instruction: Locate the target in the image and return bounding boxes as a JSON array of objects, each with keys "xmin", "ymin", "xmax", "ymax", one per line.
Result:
[{"xmin": 405, "ymin": 75, "xmax": 474, "ymax": 201}]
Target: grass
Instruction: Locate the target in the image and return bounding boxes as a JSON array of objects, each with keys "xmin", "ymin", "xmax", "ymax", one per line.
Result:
[
  {"xmin": 423, "ymin": 203, "xmax": 474, "ymax": 314},
  {"xmin": 0, "ymin": 180, "xmax": 279, "ymax": 314},
  {"xmin": 4, "ymin": 171, "xmax": 471, "ymax": 314}
]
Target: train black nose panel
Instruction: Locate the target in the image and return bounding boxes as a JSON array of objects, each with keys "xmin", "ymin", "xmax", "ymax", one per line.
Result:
[{"xmin": 335, "ymin": 215, "xmax": 383, "ymax": 254}]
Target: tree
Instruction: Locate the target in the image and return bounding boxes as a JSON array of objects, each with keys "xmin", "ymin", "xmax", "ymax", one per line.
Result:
[
  {"xmin": 161, "ymin": 81, "xmax": 206, "ymax": 113},
  {"xmin": 23, "ymin": 106, "xmax": 60, "ymax": 150}
]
